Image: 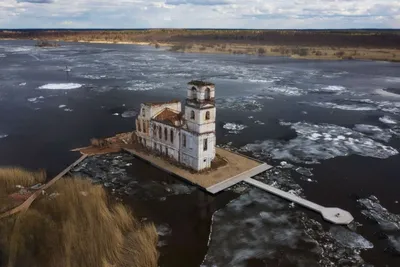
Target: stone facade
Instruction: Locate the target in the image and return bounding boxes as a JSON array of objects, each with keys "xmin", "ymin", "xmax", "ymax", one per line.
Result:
[{"xmin": 135, "ymin": 81, "xmax": 216, "ymax": 171}]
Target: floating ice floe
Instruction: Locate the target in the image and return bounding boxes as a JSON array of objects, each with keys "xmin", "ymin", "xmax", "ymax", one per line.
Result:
[
  {"xmin": 329, "ymin": 227, "xmax": 373, "ymax": 250},
  {"xmin": 241, "ymin": 121, "xmax": 398, "ymax": 164},
  {"xmin": 216, "ymin": 95, "xmax": 266, "ymax": 112},
  {"xmin": 38, "ymin": 83, "xmax": 83, "ymax": 90},
  {"xmin": 202, "ymin": 186, "xmax": 368, "ymax": 267},
  {"xmin": 223, "ymin": 123, "xmax": 247, "ymax": 134},
  {"xmin": 0, "ymin": 134, "xmax": 8, "ymax": 139},
  {"xmin": 27, "ymin": 96, "xmax": 44, "ymax": 103},
  {"xmin": 125, "ymin": 80, "xmax": 165, "ymax": 91},
  {"xmin": 353, "ymin": 124, "xmax": 392, "ymax": 142},
  {"xmin": 59, "ymin": 104, "xmax": 67, "ymax": 108},
  {"xmin": 156, "ymin": 223, "xmax": 172, "ymax": 247},
  {"xmin": 83, "ymin": 74, "xmax": 107, "ymax": 80},
  {"xmin": 64, "ymin": 108, "xmax": 73, "ymax": 112},
  {"xmin": 113, "ymin": 113, "xmax": 120, "ymax": 116},
  {"xmin": 0, "ymin": 54, "xmax": 6, "ymax": 58},
  {"xmin": 266, "ymin": 85, "xmax": 304, "ymax": 96},
  {"xmin": 311, "ymin": 85, "xmax": 347, "ymax": 94},
  {"xmin": 379, "ymin": 115, "xmax": 397, "ymax": 125},
  {"xmin": 358, "ymin": 195, "xmax": 400, "ymax": 254},
  {"xmin": 358, "ymin": 195, "xmax": 400, "ymax": 231},
  {"xmin": 19, "ymin": 82, "xmax": 26, "ymax": 86},
  {"xmin": 121, "ymin": 110, "xmax": 138, "ymax": 118},
  {"xmin": 388, "ymin": 236, "xmax": 400, "ymax": 254},
  {"xmin": 303, "ymin": 101, "xmax": 377, "ymax": 111},
  {"xmin": 254, "ymin": 120, "xmax": 265, "ymax": 125}
]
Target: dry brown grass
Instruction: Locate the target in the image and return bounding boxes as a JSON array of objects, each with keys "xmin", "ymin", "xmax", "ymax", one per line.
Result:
[
  {"xmin": 0, "ymin": 173, "xmax": 158, "ymax": 267},
  {"xmin": 0, "ymin": 168, "xmax": 46, "ymax": 195}
]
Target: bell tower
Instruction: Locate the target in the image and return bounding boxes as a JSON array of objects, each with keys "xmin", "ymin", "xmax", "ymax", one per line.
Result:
[{"xmin": 181, "ymin": 80, "xmax": 216, "ymax": 170}]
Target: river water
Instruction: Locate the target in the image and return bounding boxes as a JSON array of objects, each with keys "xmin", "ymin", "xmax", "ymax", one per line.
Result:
[{"xmin": 0, "ymin": 40, "xmax": 400, "ymax": 266}]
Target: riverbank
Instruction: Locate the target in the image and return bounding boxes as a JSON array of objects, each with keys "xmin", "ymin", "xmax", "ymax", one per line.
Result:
[
  {"xmin": 1, "ymin": 29, "xmax": 399, "ymax": 62},
  {"xmin": 72, "ymin": 40, "xmax": 400, "ymax": 62}
]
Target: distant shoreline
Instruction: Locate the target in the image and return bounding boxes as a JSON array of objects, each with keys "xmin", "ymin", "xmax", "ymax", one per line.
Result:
[{"xmin": 1, "ymin": 29, "xmax": 400, "ymax": 62}]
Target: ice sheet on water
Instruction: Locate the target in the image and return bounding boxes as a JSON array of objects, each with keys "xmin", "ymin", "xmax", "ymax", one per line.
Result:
[
  {"xmin": 379, "ymin": 115, "xmax": 397, "ymax": 125},
  {"xmin": 223, "ymin": 123, "xmax": 247, "ymax": 134},
  {"xmin": 59, "ymin": 105, "xmax": 67, "ymax": 108},
  {"xmin": 358, "ymin": 196, "xmax": 400, "ymax": 231},
  {"xmin": 304, "ymin": 101, "xmax": 377, "ymax": 111},
  {"xmin": 38, "ymin": 83, "xmax": 83, "ymax": 90},
  {"xmin": 19, "ymin": 82, "xmax": 26, "ymax": 86},
  {"xmin": 242, "ymin": 121, "xmax": 398, "ymax": 164},
  {"xmin": 125, "ymin": 80, "xmax": 165, "ymax": 91},
  {"xmin": 0, "ymin": 134, "xmax": 7, "ymax": 139},
  {"xmin": 310, "ymin": 85, "xmax": 347, "ymax": 94},
  {"xmin": 329, "ymin": 227, "xmax": 373, "ymax": 249},
  {"xmin": 0, "ymin": 54, "xmax": 6, "ymax": 58},
  {"xmin": 202, "ymin": 187, "xmax": 368, "ymax": 267},
  {"xmin": 64, "ymin": 108, "xmax": 73, "ymax": 112},
  {"xmin": 216, "ymin": 95, "xmax": 267, "ymax": 112},
  {"xmin": 82, "ymin": 74, "xmax": 107, "ymax": 80},
  {"xmin": 266, "ymin": 85, "xmax": 304, "ymax": 96},
  {"xmin": 353, "ymin": 124, "xmax": 392, "ymax": 142}
]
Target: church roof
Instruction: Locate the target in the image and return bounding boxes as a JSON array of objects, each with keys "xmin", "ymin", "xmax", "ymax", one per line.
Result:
[
  {"xmin": 188, "ymin": 80, "xmax": 215, "ymax": 87},
  {"xmin": 144, "ymin": 99, "xmax": 180, "ymax": 107},
  {"xmin": 153, "ymin": 108, "xmax": 183, "ymax": 126}
]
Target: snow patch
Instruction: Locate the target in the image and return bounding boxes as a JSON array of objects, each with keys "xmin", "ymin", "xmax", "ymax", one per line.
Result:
[
  {"xmin": 223, "ymin": 123, "xmax": 247, "ymax": 134},
  {"xmin": 242, "ymin": 121, "xmax": 398, "ymax": 164},
  {"xmin": 38, "ymin": 83, "xmax": 83, "ymax": 90}
]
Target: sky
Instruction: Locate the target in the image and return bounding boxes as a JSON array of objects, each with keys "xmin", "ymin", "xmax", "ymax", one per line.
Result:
[{"xmin": 0, "ymin": 0, "xmax": 399, "ymax": 29}]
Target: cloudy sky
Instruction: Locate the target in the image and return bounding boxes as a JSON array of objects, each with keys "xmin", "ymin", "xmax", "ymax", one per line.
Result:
[{"xmin": 0, "ymin": 0, "xmax": 399, "ymax": 29}]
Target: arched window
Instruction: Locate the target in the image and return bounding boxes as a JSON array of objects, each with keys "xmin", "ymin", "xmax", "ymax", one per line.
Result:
[
  {"xmin": 164, "ymin": 128, "xmax": 168, "ymax": 141},
  {"xmin": 205, "ymin": 88, "xmax": 211, "ymax": 100},
  {"xmin": 143, "ymin": 121, "xmax": 147, "ymax": 133},
  {"xmin": 158, "ymin": 126, "xmax": 162, "ymax": 139},
  {"xmin": 190, "ymin": 110, "xmax": 195, "ymax": 120},
  {"xmin": 203, "ymin": 138, "xmax": 208, "ymax": 151},
  {"xmin": 138, "ymin": 120, "xmax": 141, "ymax": 132},
  {"xmin": 170, "ymin": 129, "xmax": 174, "ymax": 143},
  {"xmin": 191, "ymin": 87, "xmax": 197, "ymax": 99},
  {"xmin": 183, "ymin": 134, "xmax": 186, "ymax": 147},
  {"xmin": 205, "ymin": 111, "xmax": 210, "ymax": 120},
  {"xmin": 153, "ymin": 124, "xmax": 156, "ymax": 134},
  {"xmin": 142, "ymin": 108, "xmax": 146, "ymax": 117}
]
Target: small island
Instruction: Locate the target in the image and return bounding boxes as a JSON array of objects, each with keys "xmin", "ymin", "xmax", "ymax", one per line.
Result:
[{"xmin": 35, "ymin": 39, "xmax": 60, "ymax": 48}]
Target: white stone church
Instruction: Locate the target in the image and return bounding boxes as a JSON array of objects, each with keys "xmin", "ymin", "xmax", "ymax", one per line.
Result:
[{"xmin": 135, "ymin": 81, "xmax": 216, "ymax": 171}]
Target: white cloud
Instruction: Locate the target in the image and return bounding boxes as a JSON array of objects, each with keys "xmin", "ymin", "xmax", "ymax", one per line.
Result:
[{"xmin": 0, "ymin": 0, "xmax": 399, "ymax": 28}]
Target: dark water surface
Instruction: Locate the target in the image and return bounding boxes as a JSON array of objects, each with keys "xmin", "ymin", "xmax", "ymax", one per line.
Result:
[{"xmin": 1, "ymin": 40, "xmax": 400, "ymax": 266}]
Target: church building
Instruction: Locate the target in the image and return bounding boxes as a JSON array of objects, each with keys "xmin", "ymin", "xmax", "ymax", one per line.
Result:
[{"xmin": 135, "ymin": 80, "xmax": 216, "ymax": 171}]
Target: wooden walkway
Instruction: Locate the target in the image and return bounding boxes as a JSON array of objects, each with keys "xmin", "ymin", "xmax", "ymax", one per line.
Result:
[{"xmin": 0, "ymin": 155, "xmax": 88, "ymax": 219}]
